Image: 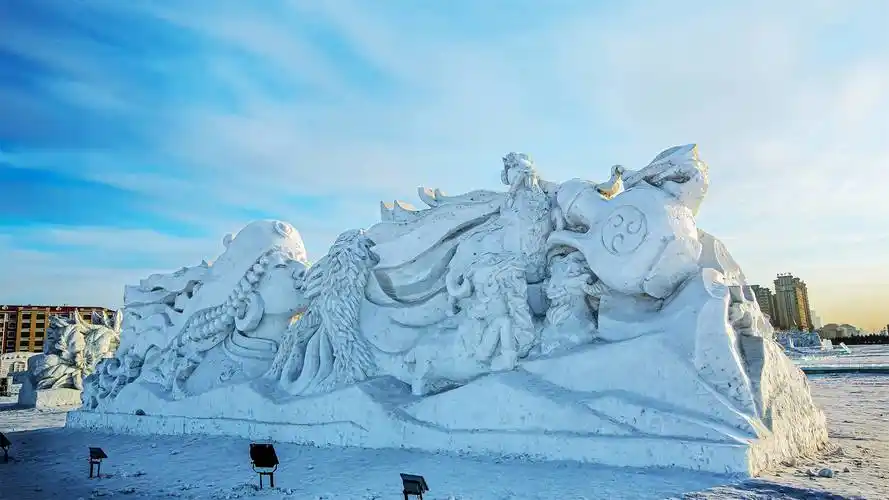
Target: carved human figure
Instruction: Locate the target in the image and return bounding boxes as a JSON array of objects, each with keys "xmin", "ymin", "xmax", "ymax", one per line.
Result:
[
  {"xmin": 540, "ymin": 251, "xmax": 599, "ymax": 354},
  {"xmin": 182, "ymin": 248, "xmax": 311, "ymax": 395},
  {"xmin": 462, "ymin": 257, "xmax": 536, "ymax": 369},
  {"xmin": 138, "ymin": 220, "xmax": 310, "ymax": 399},
  {"xmin": 412, "ymin": 254, "xmax": 536, "ymax": 395},
  {"xmin": 498, "ymin": 152, "xmax": 555, "ymax": 285}
]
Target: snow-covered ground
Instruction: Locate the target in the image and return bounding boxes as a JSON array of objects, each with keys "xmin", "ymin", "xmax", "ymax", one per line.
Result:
[
  {"xmin": 734, "ymin": 374, "xmax": 886, "ymax": 499},
  {"xmin": 1, "ymin": 374, "xmax": 885, "ymax": 500}
]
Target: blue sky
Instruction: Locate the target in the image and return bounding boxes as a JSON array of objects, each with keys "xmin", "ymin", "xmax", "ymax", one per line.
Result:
[{"xmin": 1, "ymin": 0, "xmax": 888, "ymax": 329}]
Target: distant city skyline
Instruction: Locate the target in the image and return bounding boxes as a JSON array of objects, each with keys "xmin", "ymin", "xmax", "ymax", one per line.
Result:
[
  {"xmin": 748, "ymin": 273, "xmax": 885, "ymax": 332},
  {"xmin": 1, "ymin": 1, "xmax": 887, "ymax": 331},
  {"xmin": 752, "ymin": 273, "xmax": 885, "ymax": 332}
]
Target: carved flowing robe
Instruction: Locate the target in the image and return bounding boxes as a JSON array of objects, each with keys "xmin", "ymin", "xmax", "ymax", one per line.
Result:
[{"xmin": 361, "ymin": 177, "xmax": 553, "ymax": 352}]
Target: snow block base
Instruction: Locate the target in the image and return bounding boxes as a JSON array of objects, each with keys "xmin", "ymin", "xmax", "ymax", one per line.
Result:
[
  {"xmin": 67, "ymin": 400, "xmax": 749, "ymax": 475},
  {"xmin": 18, "ymin": 379, "xmax": 82, "ymax": 408},
  {"xmin": 65, "ymin": 342, "xmax": 825, "ymax": 476}
]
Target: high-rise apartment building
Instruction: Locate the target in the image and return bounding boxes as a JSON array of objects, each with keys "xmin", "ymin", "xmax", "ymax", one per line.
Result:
[
  {"xmin": 750, "ymin": 285, "xmax": 779, "ymax": 327},
  {"xmin": 0, "ymin": 305, "xmax": 112, "ymax": 354},
  {"xmin": 811, "ymin": 310, "xmax": 824, "ymax": 329},
  {"xmin": 773, "ymin": 274, "xmax": 813, "ymax": 331}
]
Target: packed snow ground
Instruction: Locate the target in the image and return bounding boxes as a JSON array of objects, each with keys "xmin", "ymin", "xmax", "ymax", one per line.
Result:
[{"xmin": 1, "ymin": 374, "xmax": 885, "ymax": 500}]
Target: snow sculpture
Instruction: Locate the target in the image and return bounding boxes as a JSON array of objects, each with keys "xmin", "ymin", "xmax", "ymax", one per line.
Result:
[
  {"xmin": 70, "ymin": 144, "xmax": 829, "ymax": 477},
  {"xmin": 777, "ymin": 332, "xmax": 821, "ymax": 350},
  {"xmin": 19, "ymin": 310, "xmax": 121, "ymax": 407}
]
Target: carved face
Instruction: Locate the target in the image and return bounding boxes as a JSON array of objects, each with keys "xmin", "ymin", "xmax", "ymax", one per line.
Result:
[
  {"xmin": 548, "ymin": 253, "xmax": 593, "ymax": 296},
  {"xmin": 501, "ymin": 152, "xmax": 534, "ymax": 186},
  {"xmin": 258, "ymin": 257, "xmax": 310, "ymax": 316}
]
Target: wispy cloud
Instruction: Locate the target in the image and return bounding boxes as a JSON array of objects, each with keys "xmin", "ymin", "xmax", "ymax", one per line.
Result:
[{"xmin": 1, "ymin": 0, "xmax": 887, "ymax": 328}]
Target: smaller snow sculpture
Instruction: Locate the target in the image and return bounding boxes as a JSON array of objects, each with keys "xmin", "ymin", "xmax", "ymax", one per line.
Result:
[
  {"xmin": 33, "ymin": 315, "xmax": 87, "ymax": 391},
  {"xmin": 498, "ymin": 152, "xmax": 554, "ymax": 285},
  {"xmin": 777, "ymin": 332, "xmax": 821, "ymax": 350},
  {"xmin": 19, "ymin": 310, "xmax": 121, "ymax": 407}
]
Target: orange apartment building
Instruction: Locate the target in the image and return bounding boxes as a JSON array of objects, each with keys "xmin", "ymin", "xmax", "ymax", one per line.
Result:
[{"xmin": 0, "ymin": 305, "xmax": 113, "ymax": 354}]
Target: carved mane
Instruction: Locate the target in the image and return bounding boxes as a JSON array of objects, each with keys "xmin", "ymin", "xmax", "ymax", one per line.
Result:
[{"xmin": 265, "ymin": 229, "xmax": 379, "ymax": 395}]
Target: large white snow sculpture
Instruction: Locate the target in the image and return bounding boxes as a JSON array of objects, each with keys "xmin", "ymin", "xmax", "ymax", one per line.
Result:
[
  {"xmin": 20, "ymin": 310, "xmax": 121, "ymax": 407},
  {"xmin": 69, "ymin": 145, "xmax": 828, "ymax": 476}
]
